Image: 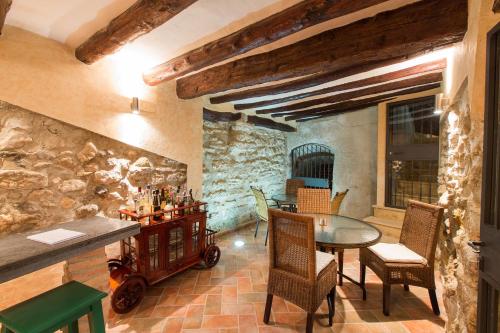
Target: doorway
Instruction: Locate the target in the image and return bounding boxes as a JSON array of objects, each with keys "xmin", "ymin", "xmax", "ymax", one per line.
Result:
[{"xmin": 477, "ymin": 22, "xmax": 500, "ymax": 333}]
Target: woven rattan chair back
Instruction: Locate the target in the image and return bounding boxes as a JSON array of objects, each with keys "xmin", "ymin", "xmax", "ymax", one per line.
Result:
[
  {"xmin": 268, "ymin": 208, "xmax": 316, "ymax": 283},
  {"xmin": 399, "ymin": 200, "xmax": 444, "ymax": 262},
  {"xmin": 285, "ymin": 178, "xmax": 305, "ymax": 195},
  {"xmin": 297, "ymin": 188, "xmax": 331, "ymax": 214},
  {"xmin": 251, "ymin": 186, "xmax": 269, "ymax": 221},
  {"xmin": 330, "ymin": 189, "xmax": 349, "ymax": 215}
]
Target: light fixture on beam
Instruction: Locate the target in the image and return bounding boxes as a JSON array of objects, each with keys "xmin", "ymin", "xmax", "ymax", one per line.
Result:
[{"xmin": 130, "ymin": 97, "xmax": 140, "ymax": 114}]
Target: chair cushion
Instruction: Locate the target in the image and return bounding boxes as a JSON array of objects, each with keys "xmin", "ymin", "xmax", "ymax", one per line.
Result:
[
  {"xmin": 368, "ymin": 243, "xmax": 426, "ymax": 264},
  {"xmin": 316, "ymin": 250, "xmax": 335, "ymax": 276}
]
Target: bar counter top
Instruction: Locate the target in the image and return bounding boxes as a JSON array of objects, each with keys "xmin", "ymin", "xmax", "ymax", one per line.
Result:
[{"xmin": 0, "ymin": 216, "xmax": 140, "ymax": 284}]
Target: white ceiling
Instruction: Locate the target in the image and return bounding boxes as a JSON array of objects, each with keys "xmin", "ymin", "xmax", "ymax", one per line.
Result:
[{"xmin": 5, "ymin": 0, "xmax": 451, "ymax": 117}]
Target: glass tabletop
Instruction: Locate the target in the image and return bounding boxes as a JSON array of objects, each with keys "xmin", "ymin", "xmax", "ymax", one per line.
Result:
[
  {"xmin": 305, "ymin": 214, "xmax": 382, "ymax": 249},
  {"xmin": 271, "ymin": 193, "xmax": 297, "ymax": 204}
]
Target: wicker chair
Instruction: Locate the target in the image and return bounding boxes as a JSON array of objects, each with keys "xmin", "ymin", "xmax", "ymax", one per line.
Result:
[
  {"xmin": 286, "ymin": 178, "xmax": 305, "ymax": 195},
  {"xmin": 297, "ymin": 188, "xmax": 331, "ymax": 214},
  {"xmin": 264, "ymin": 209, "xmax": 337, "ymax": 333},
  {"xmin": 330, "ymin": 189, "xmax": 349, "ymax": 215},
  {"xmin": 250, "ymin": 186, "xmax": 277, "ymax": 245},
  {"xmin": 359, "ymin": 200, "xmax": 444, "ymax": 316}
]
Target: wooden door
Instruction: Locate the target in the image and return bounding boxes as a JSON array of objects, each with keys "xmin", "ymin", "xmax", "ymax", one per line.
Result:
[{"xmin": 477, "ymin": 22, "xmax": 500, "ymax": 333}]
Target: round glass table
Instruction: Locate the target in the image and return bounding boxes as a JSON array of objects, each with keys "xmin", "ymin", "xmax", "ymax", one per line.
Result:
[
  {"xmin": 271, "ymin": 193, "xmax": 297, "ymax": 206},
  {"xmin": 305, "ymin": 213, "xmax": 382, "ymax": 295}
]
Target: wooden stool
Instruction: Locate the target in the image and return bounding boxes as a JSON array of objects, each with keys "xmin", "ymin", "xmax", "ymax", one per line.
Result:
[{"xmin": 0, "ymin": 281, "xmax": 107, "ymax": 333}]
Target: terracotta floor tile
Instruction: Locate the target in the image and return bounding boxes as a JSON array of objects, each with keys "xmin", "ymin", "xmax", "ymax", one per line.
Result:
[
  {"xmin": 222, "ymin": 303, "xmax": 256, "ymax": 315},
  {"xmin": 187, "ymin": 304, "xmax": 206, "ymax": 317},
  {"xmin": 202, "ymin": 315, "xmax": 239, "ymax": 328},
  {"xmin": 238, "ymin": 277, "xmax": 253, "ymax": 293},
  {"xmin": 106, "ymin": 224, "xmax": 445, "ymax": 333},
  {"xmin": 204, "ymin": 294, "xmax": 222, "ymax": 315},
  {"xmin": 239, "ymin": 292, "xmax": 268, "ymax": 304},
  {"xmin": 183, "ymin": 316, "xmax": 204, "ymax": 329},
  {"xmin": 152, "ymin": 305, "xmax": 188, "ymax": 318},
  {"xmin": 223, "ymin": 285, "xmax": 238, "ymax": 304},
  {"xmin": 163, "ymin": 317, "xmax": 185, "ymax": 333}
]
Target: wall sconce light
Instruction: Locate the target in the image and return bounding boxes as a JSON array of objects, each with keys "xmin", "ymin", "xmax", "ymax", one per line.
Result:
[
  {"xmin": 434, "ymin": 93, "xmax": 449, "ymax": 115},
  {"xmin": 130, "ymin": 97, "xmax": 140, "ymax": 114}
]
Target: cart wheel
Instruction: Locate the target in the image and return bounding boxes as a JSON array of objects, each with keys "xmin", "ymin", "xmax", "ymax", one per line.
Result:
[
  {"xmin": 204, "ymin": 245, "xmax": 221, "ymax": 268},
  {"xmin": 107, "ymin": 259, "xmax": 123, "ymax": 272},
  {"xmin": 111, "ymin": 276, "xmax": 146, "ymax": 314}
]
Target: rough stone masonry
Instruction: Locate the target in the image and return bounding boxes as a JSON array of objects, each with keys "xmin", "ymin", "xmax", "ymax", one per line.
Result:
[
  {"xmin": 0, "ymin": 100, "xmax": 187, "ymax": 236},
  {"xmin": 438, "ymin": 83, "xmax": 482, "ymax": 333}
]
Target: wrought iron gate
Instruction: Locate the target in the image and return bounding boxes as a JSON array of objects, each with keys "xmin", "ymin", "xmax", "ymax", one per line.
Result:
[{"xmin": 291, "ymin": 143, "xmax": 335, "ymax": 189}]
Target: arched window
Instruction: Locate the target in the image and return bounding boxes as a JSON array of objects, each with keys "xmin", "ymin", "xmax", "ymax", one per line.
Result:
[{"xmin": 290, "ymin": 144, "xmax": 334, "ymax": 189}]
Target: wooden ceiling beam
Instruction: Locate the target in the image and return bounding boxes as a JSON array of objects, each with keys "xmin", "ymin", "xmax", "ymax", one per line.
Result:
[
  {"xmin": 143, "ymin": 0, "xmax": 388, "ymax": 84},
  {"xmin": 494, "ymin": 0, "xmax": 500, "ymax": 12},
  {"xmin": 210, "ymin": 58, "xmax": 406, "ymax": 104},
  {"xmin": 203, "ymin": 108, "xmax": 241, "ymax": 122},
  {"xmin": 293, "ymin": 100, "xmax": 391, "ymax": 122},
  {"xmin": 75, "ymin": 0, "xmax": 198, "ymax": 64},
  {"xmin": 177, "ymin": 0, "xmax": 467, "ymax": 99},
  {"xmin": 272, "ymin": 95, "xmax": 395, "ymax": 118},
  {"xmin": 247, "ymin": 116, "xmax": 296, "ymax": 132},
  {"xmin": 256, "ymin": 72, "xmax": 442, "ymax": 114},
  {"xmin": 234, "ymin": 59, "xmax": 446, "ymax": 110},
  {"xmin": 0, "ymin": 0, "xmax": 12, "ymax": 35},
  {"xmin": 285, "ymin": 83, "xmax": 441, "ymax": 121}
]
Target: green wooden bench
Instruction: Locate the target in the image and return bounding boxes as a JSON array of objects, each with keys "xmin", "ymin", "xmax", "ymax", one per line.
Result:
[{"xmin": 0, "ymin": 281, "xmax": 107, "ymax": 333}]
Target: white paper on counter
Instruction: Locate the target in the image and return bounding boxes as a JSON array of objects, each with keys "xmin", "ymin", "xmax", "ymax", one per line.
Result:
[{"xmin": 27, "ymin": 228, "xmax": 86, "ymax": 245}]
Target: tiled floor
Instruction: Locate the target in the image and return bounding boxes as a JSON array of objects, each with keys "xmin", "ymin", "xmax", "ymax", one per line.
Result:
[{"xmin": 107, "ymin": 223, "xmax": 446, "ymax": 333}]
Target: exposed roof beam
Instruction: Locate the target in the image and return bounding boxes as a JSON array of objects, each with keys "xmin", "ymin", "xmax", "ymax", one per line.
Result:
[
  {"xmin": 177, "ymin": 0, "xmax": 467, "ymax": 99},
  {"xmin": 0, "ymin": 0, "xmax": 12, "ymax": 35},
  {"xmin": 272, "ymin": 95, "xmax": 395, "ymax": 118},
  {"xmin": 234, "ymin": 59, "xmax": 446, "ymax": 110},
  {"xmin": 247, "ymin": 116, "xmax": 296, "ymax": 132},
  {"xmin": 256, "ymin": 72, "xmax": 442, "ymax": 114},
  {"xmin": 203, "ymin": 108, "xmax": 241, "ymax": 122},
  {"xmin": 75, "ymin": 0, "xmax": 198, "ymax": 64},
  {"xmin": 285, "ymin": 83, "xmax": 441, "ymax": 121},
  {"xmin": 293, "ymin": 99, "xmax": 392, "ymax": 122},
  {"xmin": 143, "ymin": 0, "xmax": 388, "ymax": 85},
  {"xmin": 210, "ymin": 58, "xmax": 407, "ymax": 104}
]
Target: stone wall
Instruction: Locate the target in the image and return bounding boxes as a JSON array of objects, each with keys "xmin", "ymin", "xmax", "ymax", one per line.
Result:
[
  {"xmin": 438, "ymin": 82, "xmax": 482, "ymax": 333},
  {"xmin": 202, "ymin": 120, "xmax": 287, "ymax": 231},
  {"xmin": 0, "ymin": 100, "xmax": 187, "ymax": 236},
  {"xmin": 0, "ymin": 100, "xmax": 187, "ymax": 327},
  {"xmin": 287, "ymin": 107, "xmax": 378, "ymax": 219}
]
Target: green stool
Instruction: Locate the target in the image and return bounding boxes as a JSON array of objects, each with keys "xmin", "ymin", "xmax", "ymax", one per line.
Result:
[{"xmin": 0, "ymin": 281, "xmax": 107, "ymax": 333}]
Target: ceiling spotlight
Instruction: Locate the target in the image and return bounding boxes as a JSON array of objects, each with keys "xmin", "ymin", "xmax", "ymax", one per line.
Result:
[{"xmin": 434, "ymin": 109, "xmax": 443, "ymax": 115}]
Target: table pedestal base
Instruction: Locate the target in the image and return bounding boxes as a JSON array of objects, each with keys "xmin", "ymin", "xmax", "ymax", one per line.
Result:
[{"xmin": 319, "ymin": 247, "xmax": 367, "ymax": 299}]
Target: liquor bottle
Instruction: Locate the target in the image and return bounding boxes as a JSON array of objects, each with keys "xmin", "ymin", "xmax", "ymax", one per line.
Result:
[
  {"xmin": 152, "ymin": 189, "xmax": 162, "ymax": 221},
  {"xmin": 137, "ymin": 187, "xmax": 145, "ymax": 215},
  {"xmin": 160, "ymin": 188, "xmax": 167, "ymax": 209}
]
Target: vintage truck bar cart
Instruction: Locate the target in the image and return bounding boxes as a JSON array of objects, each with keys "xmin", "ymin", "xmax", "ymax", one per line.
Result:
[{"xmin": 109, "ymin": 202, "xmax": 220, "ymax": 313}]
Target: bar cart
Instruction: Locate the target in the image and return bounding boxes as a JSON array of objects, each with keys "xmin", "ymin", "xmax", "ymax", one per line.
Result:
[{"xmin": 108, "ymin": 202, "xmax": 221, "ymax": 314}]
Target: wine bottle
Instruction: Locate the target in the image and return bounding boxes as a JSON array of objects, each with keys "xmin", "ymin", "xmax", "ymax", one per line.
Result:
[{"xmin": 152, "ymin": 189, "xmax": 161, "ymax": 221}]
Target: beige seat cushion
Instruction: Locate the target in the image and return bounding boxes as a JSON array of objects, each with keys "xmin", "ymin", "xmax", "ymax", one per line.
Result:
[
  {"xmin": 368, "ymin": 243, "xmax": 426, "ymax": 264},
  {"xmin": 316, "ymin": 250, "xmax": 335, "ymax": 276}
]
